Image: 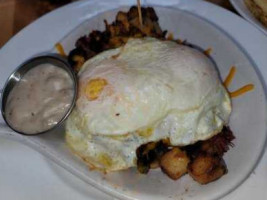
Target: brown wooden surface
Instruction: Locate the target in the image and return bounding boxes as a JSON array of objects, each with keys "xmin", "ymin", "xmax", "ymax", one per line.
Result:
[
  {"xmin": 0, "ymin": 0, "xmax": 16, "ymax": 47},
  {"xmin": 0, "ymin": 0, "xmax": 234, "ymax": 48}
]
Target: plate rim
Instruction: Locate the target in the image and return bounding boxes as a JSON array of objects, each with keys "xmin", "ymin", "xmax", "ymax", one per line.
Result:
[{"xmin": 0, "ymin": 0, "xmax": 267, "ymax": 199}]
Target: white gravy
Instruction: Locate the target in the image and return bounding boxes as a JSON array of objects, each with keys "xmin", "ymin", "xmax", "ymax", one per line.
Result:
[{"xmin": 5, "ymin": 63, "xmax": 74, "ymax": 134}]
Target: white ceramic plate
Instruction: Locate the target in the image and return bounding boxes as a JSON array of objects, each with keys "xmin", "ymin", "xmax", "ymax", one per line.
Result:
[
  {"xmin": 0, "ymin": 1, "xmax": 267, "ymax": 200},
  {"xmin": 230, "ymin": 0, "xmax": 267, "ymax": 35}
]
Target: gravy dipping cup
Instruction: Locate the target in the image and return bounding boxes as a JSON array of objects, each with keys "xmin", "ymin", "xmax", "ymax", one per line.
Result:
[{"xmin": 1, "ymin": 54, "xmax": 77, "ymax": 135}]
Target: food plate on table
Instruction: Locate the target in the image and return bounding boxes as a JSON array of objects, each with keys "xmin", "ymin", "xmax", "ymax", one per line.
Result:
[
  {"xmin": 0, "ymin": 0, "xmax": 267, "ymax": 200},
  {"xmin": 230, "ymin": 0, "xmax": 267, "ymax": 35}
]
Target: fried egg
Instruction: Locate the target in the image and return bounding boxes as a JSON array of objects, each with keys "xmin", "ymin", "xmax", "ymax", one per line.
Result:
[{"xmin": 66, "ymin": 37, "xmax": 231, "ymax": 172}]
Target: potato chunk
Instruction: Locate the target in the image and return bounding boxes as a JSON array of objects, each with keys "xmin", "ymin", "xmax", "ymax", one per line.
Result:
[
  {"xmin": 150, "ymin": 160, "xmax": 159, "ymax": 169},
  {"xmin": 188, "ymin": 154, "xmax": 227, "ymax": 184},
  {"xmin": 160, "ymin": 148, "xmax": 190, "ymax": 180}
]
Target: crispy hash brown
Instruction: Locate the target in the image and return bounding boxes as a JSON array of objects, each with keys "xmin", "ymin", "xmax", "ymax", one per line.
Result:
[
  {"xmin": 136, "ymin": 127, "xmax": 235, "ymax": 184},
  {"xmin": 68, "ymin": 6, "xmax": 167, "ymax": 72},
  {"xmin": 67, "ymin": 6, "xmax": 235, "ymax": 184}
]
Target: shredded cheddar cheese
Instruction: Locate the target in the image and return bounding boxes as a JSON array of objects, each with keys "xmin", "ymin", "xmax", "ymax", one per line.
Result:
[
  {"xmin": 224, "ymin": 66, "xmax": 236, "ymax": 88},
  {"xmin": 224, "ymin": 66, "xmax": 254, "ymax": 98},
  {"xmin": 230, "ymin": 84, "xmax": 254, "ymax": 98},
  {"xmin": 55, "ymin": 43, "xmax": 66, "ymax": 57},
  {"xmin": 167, "ymin": 33, "xmax": 174, "ymax": 40},
  {"xmin": 203, "ymin": 48, "xmax": 212, "ymax": 56}
]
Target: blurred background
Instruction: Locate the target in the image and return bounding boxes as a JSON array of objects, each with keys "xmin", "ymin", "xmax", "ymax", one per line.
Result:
[{"xmin": 0, "ymin": 0, "xmax": 233, "ymax": 47}]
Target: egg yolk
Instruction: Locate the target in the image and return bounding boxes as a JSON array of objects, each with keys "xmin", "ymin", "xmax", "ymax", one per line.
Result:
[
  {"xmin": 84, "ymin": 78, "xmax": 108, "ymax": 101},
  {"xmin": 98, "ymin": 153, "xmax": 113, "ymax": 167},
  {"xmin": 137, "ymin": 127, "xmax": 154, "ymax": 138}
]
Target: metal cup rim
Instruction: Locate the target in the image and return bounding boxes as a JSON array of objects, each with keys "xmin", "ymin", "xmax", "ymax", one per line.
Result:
[{"xmin": 1, "ymin": 54, "xmax": 77, "ymax": 136}]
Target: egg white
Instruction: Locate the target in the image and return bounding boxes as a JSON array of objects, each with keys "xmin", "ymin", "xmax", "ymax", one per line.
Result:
[{"xmin": 66, "ymin": 37, "xmax": 231, "ymax": 172}]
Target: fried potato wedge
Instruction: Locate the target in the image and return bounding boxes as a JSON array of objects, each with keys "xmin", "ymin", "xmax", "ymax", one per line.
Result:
[{"xmin": 160, "ymin": 148, "xmax": 190, "ymax": 180}]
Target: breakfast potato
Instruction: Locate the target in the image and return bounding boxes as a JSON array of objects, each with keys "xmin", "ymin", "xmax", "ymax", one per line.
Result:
[
  {"xmin": 150, "ymin": 160, "xmax": 160, "ymax": 169},
  {"xmin": 200, "ymin": 126, "xmax": 235, "ymax": 156},
  {"xmin": 136, "ymin": 141, "xmax": 169, "ymax": 173},
  {"xmin": 160, "ymin": 148, "xmax": 190, "ymax": 180},
  {"xmin": 68, "ymin": 6, "xmax": 167, "ymax": 72},
  {"xmin": 188, "ymin": 154, "xmax": 227, "ymax": 184}
]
